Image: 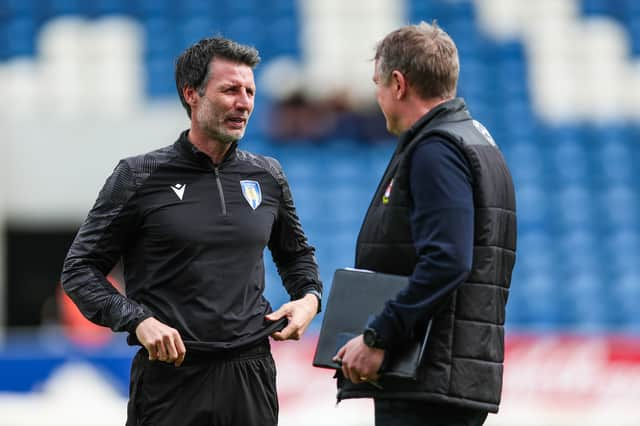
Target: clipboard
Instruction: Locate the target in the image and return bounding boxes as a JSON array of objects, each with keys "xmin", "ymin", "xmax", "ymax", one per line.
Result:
[{"xmin": 312, "ymin": 268, "xmax": 431, "ymax": 380}]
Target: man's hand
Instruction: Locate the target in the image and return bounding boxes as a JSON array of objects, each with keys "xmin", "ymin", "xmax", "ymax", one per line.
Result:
[
  {"xmin": 333, "ymin": 335, "xmax": 385, "ymax": 384},
  {"xmin": 265, "ymin": 293, "xmax": 318, "ymax": 341},
  {"xmin": 135, "ymin": 317, "xmax": 186, "ymax": 367}
]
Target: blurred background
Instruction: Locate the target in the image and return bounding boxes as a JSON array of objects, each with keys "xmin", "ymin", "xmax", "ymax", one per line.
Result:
[{"xmin": 1, "ymin": 0, "xmax": 639, "ymax": 424}]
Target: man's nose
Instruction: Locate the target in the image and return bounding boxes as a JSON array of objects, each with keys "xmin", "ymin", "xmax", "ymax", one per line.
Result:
[{"xmin": 236, "ymin": 90, "xmax": 253, "ymax": 110}]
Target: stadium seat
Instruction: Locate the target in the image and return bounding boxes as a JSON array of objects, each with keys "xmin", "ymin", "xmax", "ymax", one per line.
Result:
[
  {"xmin": 175, "ymin": 0, "xmax": 217, "ymax": 19},
  {"xmin": 226, "ymin": 0, "xmax": 259, "ymax": 17},
  {"xmin": 582, "ymin": 0, "xmax": 612, "ymax": 16},
  {"xmin": 223, "ymin": 16, "xmax": 264, "ymax": 49},
  {"xmin": 6, "ymin": 17, "xmax": 37, "ymax": 56},
  {"xmin": 88, "ymin": 0, "xmax": 127, "ymax": 17},
  {"xmin": 4, "ymin": 0, "xmax": 38, "ymax": 17},
  {"xmin": 141, "ymin": 16, "xmax": 174, "ymax": 57},
  {"xmin": 259, "ymin": 0, "xmax": 296, "ymax": 20},
  {"xmin": 177, "ymin": 17, "xmax": 223, "ymax": 50},
  {"xmin": 45, "ymin": 0, "xmax": 83, "ymax": 17},
  {"xmin": 265, "ymin": 16, "xmax": 300, "ymax": 57},
  {"xmin": 134, "ymin": 0, "xmax": 172, "ymax": 18}
]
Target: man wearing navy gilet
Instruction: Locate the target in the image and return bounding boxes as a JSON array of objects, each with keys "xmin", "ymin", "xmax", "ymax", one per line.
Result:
[{"xmin": 334, "ymin": 21, "xmax": 517, "ymax": 426}]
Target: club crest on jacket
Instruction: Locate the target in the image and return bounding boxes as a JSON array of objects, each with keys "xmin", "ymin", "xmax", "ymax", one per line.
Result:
[{"xmin": 240, "ymin": 180, "xmax": 262, "ymax": 210}]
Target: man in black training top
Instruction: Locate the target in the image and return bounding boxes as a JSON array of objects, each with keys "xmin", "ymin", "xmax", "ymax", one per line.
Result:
[
  {"xmin": 334, "ymin": 22, "xmax": 517, "ymax": 426},
  {"xmin": 61, "ymin": 36, "xmax": 322, "ymax": 426}
]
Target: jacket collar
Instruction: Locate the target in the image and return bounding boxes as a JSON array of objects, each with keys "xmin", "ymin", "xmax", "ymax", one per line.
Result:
[
  {"xmin": 397, "ymin": 98, "xmax": 469, "ymax": 151},
  {"xmin": 175, "ymin": 129, "xmax": 238, "ymax": 168}
]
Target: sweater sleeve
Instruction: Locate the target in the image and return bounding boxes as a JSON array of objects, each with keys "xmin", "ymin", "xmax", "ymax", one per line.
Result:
[
  {"xmin": 368, "ymin": 137, "xmax": 474, "ymax": 347},
  {"xmin": 60, "ymin": 160, "xmax": 154, "ymax": 333}
]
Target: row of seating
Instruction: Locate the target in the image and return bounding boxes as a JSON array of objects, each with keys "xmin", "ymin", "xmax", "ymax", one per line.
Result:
[
  {"xmin": 0, "ymin": 0, "xmax": 300, "ymax": 62},
  {"xmin": 1, "ymin": 0, "xmax": 296, "ymax": 18}
]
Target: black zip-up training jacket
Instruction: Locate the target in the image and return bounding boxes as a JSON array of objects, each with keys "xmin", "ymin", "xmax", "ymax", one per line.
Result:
[{"xmin": 61, "ymin": 130, "xmax": 322, "ymax": 351}]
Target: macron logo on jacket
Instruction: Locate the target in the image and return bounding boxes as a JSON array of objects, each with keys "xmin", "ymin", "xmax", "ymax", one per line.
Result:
[{"xmin": 171, "ymin": 184, "xmax": 186, "ymax": 200}]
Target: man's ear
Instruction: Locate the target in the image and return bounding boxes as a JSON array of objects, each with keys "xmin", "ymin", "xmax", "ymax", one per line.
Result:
[
  {"xmin": 183, "ymin": 86, "xmax": 199, "ymax": 109},
  {"xmin": 391, "ymin": 70, "xmax": 407, "ymax": 100}
]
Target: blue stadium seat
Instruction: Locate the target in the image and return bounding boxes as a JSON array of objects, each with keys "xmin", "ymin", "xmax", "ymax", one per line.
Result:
[
  {"xmin": 45, "ymin": 0, "xmax": 83, "ymax": 17},
  {"xmin": 175, "ymin": 0, "xmax": 217, "ymax": 19},
  {"xmin": 145, "ymin": 56, "xmax": 175, "ymax": 97},
  {"xmin": 0, "ymin": 18, "xmax": 7, "ymax": 59},
  {"xmin": 259, "ymin": 0, "xmax": 296, "ymax": 19},
  {"xmin": 226, "ymin": 0, "xmax": 259, "ymax": 17},
  {"xmin": 5, "ymin": 16, "xmax": 36, "ymax": 56},
  {"xmin": 4, "ymin": 0, "xmax": 37, "ymax": 17},
  {"xmin": 610, "ymin": 273, "xmax": 640, "ymax": 329},
  {"xmin": 596, "ymin": 140, "xmax": 633, "ymax": 186},
  {"xmin": 627, "ymin": 16, "xmax": 640, "ymax": 56},
  {"xmin": 141, "ymin": 16, "xmax": 174, "ymax": 56},
  {"xmin": 421, "ymin": 0, "xmax": 475, "ymax": 25},
  {"xmin": 223, "ymin": 16, "xmax": 263, "ymax": 49},
  {"xmin": 604, "ymin": 229, "xmax": 640, "ymax": 276},
  {"xmin": 606, "ymin": 228, "xmax": 640, "ymax": 253},
  {"xmin": 503, "ymin": 142, "xmax": 545, "ymax": 185},
  {"xmin": 265, "ymin": 16, "xmax": 300, "ymax": 57},
  {"xmin": 408, "ymin": 1, "xmax": 435, "ymax": 22},
  {"xmin": 516, "ymin": 184, "xmax": 549, "ymax": 231},
  {"xmin": 134, "ymin": 0, "xmax": 173, "ymax": 18},
  {"xmin": 622, "ymin": 0, "xmax": 640, "ymax": 15},
  {"xmin": 444, "ymin": 22, "xmax": 479, "ymax": 58},
  {"xmin": 177, "ymin": 17, "xmax": 223, "ymax": 50},
  {"xmin": 328, "ymin": 188, "xmax": 368, "ymax": 227},
  {"xmin": 582, "ymin": 0, "xmax": 612, "ymax": 16},
  {"xmin": 551, "ymin": 184, "xmax": 598, "ymax": 232},
  {"xmin": 318, "ymin": 228, "xmax": 356, "ymax": 271},
  {"xmin": 516, "ymin": 231, "xmax": 559, "ymax": 278},
  {"xmin": 88, "ymin": 0, "xmax": 127, "ymax": 17},
  {"xmin": 601, "ymin": 185, "xmax": 637, "ymax": 229},
  {"xmin": 551, "ymin": 139, "xmax": 590, "ymax": 183},
  {"xmin": 494, "ymin": 47, "xmax": 528, "ymax": 99}
]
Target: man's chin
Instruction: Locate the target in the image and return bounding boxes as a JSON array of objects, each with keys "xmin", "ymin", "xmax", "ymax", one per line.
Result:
[
  {"xmin": 225, "ymin": 128, "xmax": 246, "ymax": 142},
  {"xmin": 206, "ymin": 129, "xmax": 245, "ymax": 144}
]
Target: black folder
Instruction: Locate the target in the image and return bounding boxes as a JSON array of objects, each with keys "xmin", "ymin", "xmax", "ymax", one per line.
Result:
[{"xmin": 313, "ymin": 268, "xmax": 431, "ymax": 380}]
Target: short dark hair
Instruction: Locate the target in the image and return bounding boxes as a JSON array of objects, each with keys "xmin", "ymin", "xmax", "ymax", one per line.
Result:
[
  {"xmin": 175, "ymin": 36, "xmax": 261, "ymax": 117},
  {"xmin": 375, "ymin": 21, "xmax": 459, "ymax": 100}
]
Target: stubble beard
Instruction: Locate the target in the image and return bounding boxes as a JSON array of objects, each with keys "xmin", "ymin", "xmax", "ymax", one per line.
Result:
[
  {"xmin": 204, "ymin": 124, "xmax": 242, "ymax": 145},
  {"xmin": 196, "ymin": 98, "xmax": 245, "ymax": 145}
]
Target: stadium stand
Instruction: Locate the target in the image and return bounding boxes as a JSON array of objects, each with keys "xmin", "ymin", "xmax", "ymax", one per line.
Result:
[{"xmin": 0, "ymin": 0, "xmax": 638, "ymax": 332}]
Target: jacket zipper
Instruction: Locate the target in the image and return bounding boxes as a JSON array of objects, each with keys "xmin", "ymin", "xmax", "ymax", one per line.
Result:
[{"xmin": 214, "ymin": 167, "xmax": 227, "ymax": 215}]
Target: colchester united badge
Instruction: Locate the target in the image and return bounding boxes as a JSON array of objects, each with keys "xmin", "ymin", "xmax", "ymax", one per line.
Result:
[
  {"xmin": 382, "ymin": 178, "xmax": 394, "ymax": 205},
  {"xmin": 240, "ymin": 180, "xmax": 262, "ymax": 210}
]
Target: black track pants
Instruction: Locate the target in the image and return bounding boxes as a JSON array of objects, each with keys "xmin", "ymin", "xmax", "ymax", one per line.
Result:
[{"xmin": 126, "ymin": 342, "xmax": 278, "ymax": 426}]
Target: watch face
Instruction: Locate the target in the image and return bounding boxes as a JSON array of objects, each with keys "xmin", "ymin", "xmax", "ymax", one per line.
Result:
[{"xmin": 364, "ymin": 329, "xmax": 377, "ymax": 347}]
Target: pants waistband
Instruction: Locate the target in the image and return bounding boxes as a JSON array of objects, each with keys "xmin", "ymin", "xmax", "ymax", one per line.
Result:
[{"xmin": 181, "ymin": 340, "xmax": 271, "ymax": 365}]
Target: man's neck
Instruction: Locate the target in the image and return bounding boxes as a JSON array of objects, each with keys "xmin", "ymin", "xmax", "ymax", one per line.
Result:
[
  {"xmin": 400, "ymin": 96, "xmax": 451, "ymax": 133},
  {"xmin": 188, "ymin": 126, "xmax": 233, "ymax": 165}
]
